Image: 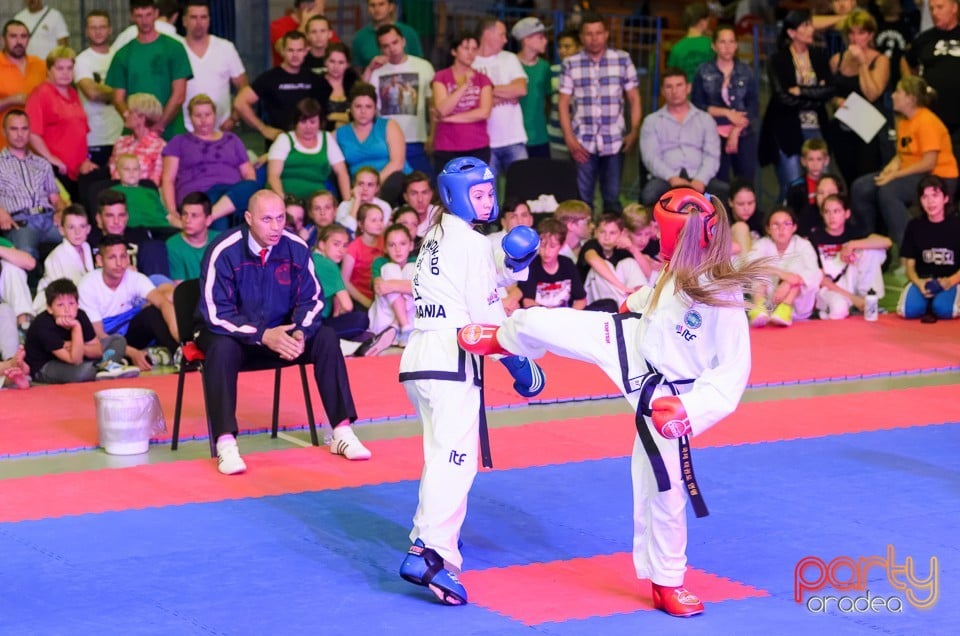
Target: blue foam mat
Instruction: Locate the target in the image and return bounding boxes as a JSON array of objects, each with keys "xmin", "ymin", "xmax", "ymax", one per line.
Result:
[{"xmin": 1, "ymin": 424, "xmax": 957, "ymax": 635}]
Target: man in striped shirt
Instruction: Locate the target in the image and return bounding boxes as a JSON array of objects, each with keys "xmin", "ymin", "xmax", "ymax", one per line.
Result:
[
  {"xmin": 0, "ymin": 109, "xmax": 63, "ymax": 259},
  {"xmin": 558, "ymin": 12, "xmax": 641, "ymax": 214}
]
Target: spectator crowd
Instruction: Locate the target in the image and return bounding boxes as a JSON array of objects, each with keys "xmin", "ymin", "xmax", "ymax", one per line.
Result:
[{"xmin": 2, "ymin": 0, "xmax": 960, "ymax": 393}]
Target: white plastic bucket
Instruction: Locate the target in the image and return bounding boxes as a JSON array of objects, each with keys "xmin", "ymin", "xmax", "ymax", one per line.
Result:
[{"xmin": 94, "ymin": 388, "xmax": 166, "ymax": 455}]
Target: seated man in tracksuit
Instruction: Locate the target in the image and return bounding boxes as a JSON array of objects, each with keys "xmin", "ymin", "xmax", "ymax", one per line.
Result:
[{"xmin": 199, "ymin": 189, "xmax": 371, "ymax": 475}]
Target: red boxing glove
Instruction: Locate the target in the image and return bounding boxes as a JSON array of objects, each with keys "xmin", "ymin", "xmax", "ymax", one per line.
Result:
[{"xmin": 650, "ymin": 396, "xmax": 691, "ymax": 439}]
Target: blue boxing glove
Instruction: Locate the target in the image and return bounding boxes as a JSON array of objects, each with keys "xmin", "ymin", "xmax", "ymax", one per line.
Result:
[
  {"xmin": 499, "ymin": 355, "xmax": 546, "ymax": 398},
  {"xmin": 502, "ymin": 225, "xmax": 540, "ymax": 272}
]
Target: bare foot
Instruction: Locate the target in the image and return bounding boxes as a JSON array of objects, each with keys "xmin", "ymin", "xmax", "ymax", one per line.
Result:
[{"xmin": 3, "ymin": 367, "xmax": 30, "ymax": 389}]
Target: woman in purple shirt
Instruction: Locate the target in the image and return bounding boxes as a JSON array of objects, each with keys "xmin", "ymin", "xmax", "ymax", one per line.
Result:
[
  {"xmin": 431, "ymin": 32, "xmax": 493, "ymax": 174},
  {"xmin": 160, "ymin": 94, "xmax": 259, "ymax": 225}
]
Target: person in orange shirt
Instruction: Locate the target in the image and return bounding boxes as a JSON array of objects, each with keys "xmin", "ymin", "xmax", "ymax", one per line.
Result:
[
  {"xmin": 0, "ymin": 20, "xmax": 46, "ymax": 149},
  {"xmin": 850, "ymin": 75, "xmax": 959, "ymax": 247}
]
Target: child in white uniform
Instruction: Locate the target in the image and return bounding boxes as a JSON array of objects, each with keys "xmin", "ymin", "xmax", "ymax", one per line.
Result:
[
  {"xmin": 398, "ymin": 157, "xmax": 544, "ymax": 606},
  {"xmin": 458, "ymin": 187, "xmax": 770, "ymax": 618},
  {"xmin": 810, "ymin": 195, "xmax": 890, "ymax": 319}
]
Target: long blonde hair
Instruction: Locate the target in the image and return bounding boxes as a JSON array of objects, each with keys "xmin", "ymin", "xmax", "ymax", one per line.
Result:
[{"xmin": 650, "ymin": 197, "xmax": 772, "ymax": 310}]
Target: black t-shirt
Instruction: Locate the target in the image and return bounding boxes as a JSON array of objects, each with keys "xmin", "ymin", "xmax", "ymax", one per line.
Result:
[
  {"xmin": 24, "ymin": 309, "xmax": 97, "ymax": 378},
  {"xmin": 904, "ymin": 26, "xmax": 960, "ymax": 130},
  {"xmin": 251, "ymin": 66, "xmax": 326, "ymax": 131},
  {"xmin": 900, "ymin": 214, "xmax": 960, "ymax": 279},
  {"xmin": 808, "ymin": 225, "xmax": 867, "ymax": 278},
  {"xmin": 876, "ymin": 14, "xmax": 919, "ymax": 89},
  {"xmin": 518, "ymin": 255, "xmax": 586, "ymax": 308},
  {"xmin": 576, "ymin": 238, "xmax": 634, "ymax": 282},
  {"xmin": 318, "ymin": 69, "xmax": 360, "ymax": 132},
  {"xmin": 303, "ymin": 53, "xmax": 326, "ymax": 75}
]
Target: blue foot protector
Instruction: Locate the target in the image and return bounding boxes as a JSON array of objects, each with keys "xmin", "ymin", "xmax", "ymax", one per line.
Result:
[
  {"xmin": 399, "ymin": 539, "xmax": 468, "ymax": 606},
  {"xmin": 499, "ymin": 355, "xmax": 545, "ymax": 398}
]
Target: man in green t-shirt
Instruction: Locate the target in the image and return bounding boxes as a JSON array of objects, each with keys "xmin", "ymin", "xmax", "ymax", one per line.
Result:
[
  {"xmin": 352, "ymin": 0, "xmax": 423, "ymax": 71},
  {"xmin": 667, "ymin": 3, "xmax": 714, "ymax": 82},
  {"xmin": 106, "ymin": 0, "xmax": 193, "ymax": 141},
  {"xmin": 512, "ymin": 17, "xmax": 552, "ymax": 159},
  {"xmin": 165, "ymin": 192, "xmax": 218, "ymax": 282}
]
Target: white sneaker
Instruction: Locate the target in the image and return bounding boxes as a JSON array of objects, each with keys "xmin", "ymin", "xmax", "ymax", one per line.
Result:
[
  {"xmin": 95, "ymin": 360, "xmax": 141, "ymax": 380},
  {"xmin": 217, "ymin": 440, "xmax": 247, "ymax": 475},
  {"xmin": 330, "ymin": 427, "xmax": 372, "ymax": 460},
  {"xmin": 146, "ymin": 346, "xmax": 172, "ymax": 367}
]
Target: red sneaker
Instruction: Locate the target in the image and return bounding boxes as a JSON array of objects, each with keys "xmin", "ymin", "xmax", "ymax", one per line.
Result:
[
  {"xmin": 651, "ymin": 583, "xmax": 704, "ymax": 617},
  {"xmin": 457, "ymin": 324, "xmax": 511, "ymax": 356}
]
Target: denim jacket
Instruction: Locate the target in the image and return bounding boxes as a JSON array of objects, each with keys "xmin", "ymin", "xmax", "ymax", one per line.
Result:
[{"xmin": 691, "ymin": 60, "xmax": 759, "ymax": 133}]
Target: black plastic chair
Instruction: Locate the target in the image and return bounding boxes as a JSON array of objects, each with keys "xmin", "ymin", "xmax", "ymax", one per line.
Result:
[
  {"xmin": 170, "ymin": 279, "xmax": 320, "ymax": 457},
  {"xmin": 503, "ymin": 157, "xmax": 580, "ymax": 204}
]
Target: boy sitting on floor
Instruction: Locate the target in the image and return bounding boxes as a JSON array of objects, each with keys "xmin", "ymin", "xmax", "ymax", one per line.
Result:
[
  {"xmin": 25, "ymin": 278, "xmax": 138, "ymax": 383},
  {"xmin": 577, "ymin": 213, "xmax": 647, "ymax": 311},
  {"xmin": 32, "ymin": 204, "xmax": 95, "ymax": 313},
  {"xmin": 518, "ymin": 218, "xmax": 587, "ymax": 309}
]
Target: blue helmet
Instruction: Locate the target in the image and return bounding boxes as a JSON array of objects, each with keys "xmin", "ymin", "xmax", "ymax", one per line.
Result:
[{"xmin": 437, "ymin": 157, "xmax": 499, "ymax": 223}]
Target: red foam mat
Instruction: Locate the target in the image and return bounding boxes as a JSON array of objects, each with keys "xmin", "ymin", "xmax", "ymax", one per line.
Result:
[
  {"xmin": 747, "ymin": 314, "xmax": 960, "ymax": 385},
  {"xmin": 462, "ymin": 555, "xmax": 767, "ymax": 625},
  {"xmin": 0, "ymin": 384, "xmax": 954, "ymax": 523},
  {"xmin": 2, "ymin": 315, "xmax": 957, "ymax": 457}
]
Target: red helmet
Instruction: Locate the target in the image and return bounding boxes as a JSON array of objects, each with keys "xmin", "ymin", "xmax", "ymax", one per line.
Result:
[{"xmin": 653, "ymin": 187, "xmax": 718, "ymax": 261}]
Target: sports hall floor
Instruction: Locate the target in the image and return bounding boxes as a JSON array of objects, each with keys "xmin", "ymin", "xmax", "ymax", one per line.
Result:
[{"xmin": 0, "ymin": 314, "xmax": 957, "ymax": 635}]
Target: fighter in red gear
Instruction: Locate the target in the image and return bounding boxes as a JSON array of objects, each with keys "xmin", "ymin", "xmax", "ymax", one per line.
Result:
[{"xmin": 459, "ymin": 188, "xmax": 770, "ymax": 618}]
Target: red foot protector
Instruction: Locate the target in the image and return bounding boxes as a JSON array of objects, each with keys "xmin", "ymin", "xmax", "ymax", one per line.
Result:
[
  {"xmin": 652, "ymin": 583, "xmax": 704, "ymax": 617},
  {"xmin": 460, "ymin": 552, "xmax": 767, "ymax": 626}
]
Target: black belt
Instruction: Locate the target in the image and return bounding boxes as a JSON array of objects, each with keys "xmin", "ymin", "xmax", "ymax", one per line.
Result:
[
  {"xmin": 476, "ymin": 356, "xmax": 492, "ymax": 468},
  {"xmin": 612, "ymin": 312, "xmax": 708, "ymax": 518},
  {"xmin": 636, "ymin": 371, "xmax": 708, "ymax": 518}
]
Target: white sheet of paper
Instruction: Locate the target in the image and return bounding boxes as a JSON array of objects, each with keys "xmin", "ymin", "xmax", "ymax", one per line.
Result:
[{"xmin": 834, "ymin": 92, "xmax": 887, "ymax": 143}]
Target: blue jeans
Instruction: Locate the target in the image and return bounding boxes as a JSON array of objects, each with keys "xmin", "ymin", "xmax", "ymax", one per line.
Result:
[
  {"xmin": 490, "ymin": 143, "xmax": 528, "ymax": 177},
  {"xmin": 899, "ymin": 284, "xmax": 958, "ymax": 319},
  {"xmin": 577, "ymin": 152, "xmax": 623, "ymax": 213},
  {"xmin": 718, "ymin": 130, "xmax": 758, "ymax": 185},
  {"xmin": 775, "ymin": 127, "xmax": 821, "ymax": 202},
  {"xmin": 526, "ymin": 143, "xmax": 551, "ymax": 159},
  {"xmin": 4, "ymin": 212, "xmax": 61, "ymax": 259}
]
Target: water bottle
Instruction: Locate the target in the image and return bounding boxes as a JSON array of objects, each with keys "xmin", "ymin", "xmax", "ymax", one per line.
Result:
[{"xmin": 864, "ymin": 289, "xmax": 878, "ymax": 322}]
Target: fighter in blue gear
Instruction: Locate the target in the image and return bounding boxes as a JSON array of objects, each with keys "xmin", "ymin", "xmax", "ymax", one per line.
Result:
[
  {"xmin": 437, "ymin": 156, "xmax": 500, "ymax": 224},
  {"xmin": 398, "ymin": 157, "xmax": 544, "ymax": 605}
]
